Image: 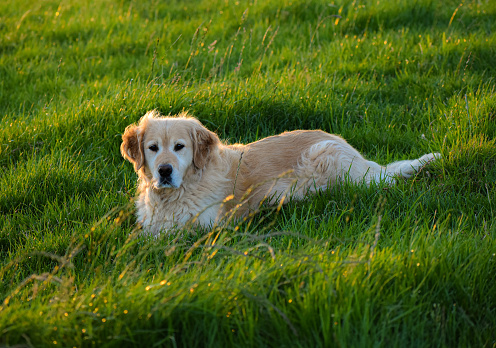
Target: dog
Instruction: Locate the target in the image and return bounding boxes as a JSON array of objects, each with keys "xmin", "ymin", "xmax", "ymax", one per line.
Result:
[{"xmin": 121, "ymin": 110, "xmax": 440, "ymax": 236}]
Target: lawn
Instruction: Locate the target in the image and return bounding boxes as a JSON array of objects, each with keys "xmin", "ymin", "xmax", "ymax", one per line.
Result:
[{"xmin": 1, "ymin": 0, "xmax": 495, "ymax": 346}]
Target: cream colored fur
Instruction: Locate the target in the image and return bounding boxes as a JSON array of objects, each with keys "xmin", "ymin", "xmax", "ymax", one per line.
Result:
[{"xmin": 121, "ymin": 110, "xmax": 440, "ymax": 236}]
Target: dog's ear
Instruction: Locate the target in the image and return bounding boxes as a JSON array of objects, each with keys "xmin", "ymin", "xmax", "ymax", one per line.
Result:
[
  {"xmin": 121, "ymin": 124, "xmax": 144, "ymax": 172},
  {"xmin": 191, "ymin": 122, "xmax": 220, "ymax": 170}
]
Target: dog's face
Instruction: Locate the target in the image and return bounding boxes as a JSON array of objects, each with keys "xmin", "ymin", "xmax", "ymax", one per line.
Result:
[{"xmin": 121, "ymin": 111, "xmax": 219, "ymax": 189}]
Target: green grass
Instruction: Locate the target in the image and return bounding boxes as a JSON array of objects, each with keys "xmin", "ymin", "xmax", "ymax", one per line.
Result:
[{"xmin": 1, "ymin": 0, "xmax": 496, "ymax": 346}]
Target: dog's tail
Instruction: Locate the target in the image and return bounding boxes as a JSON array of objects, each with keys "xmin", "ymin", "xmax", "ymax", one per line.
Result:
[{"xmin": 383, "ymin": 152, "xmax": 441, "ymax": 180}]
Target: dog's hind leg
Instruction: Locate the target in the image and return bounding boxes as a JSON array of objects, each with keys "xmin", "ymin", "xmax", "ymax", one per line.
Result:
[
  {"xmin": 296, "ymin": 139, "xmax": 440, "ymax": 191},
  {"xmin": 295, "ymin": 139, "xmax": 393, "ymax": 188}
]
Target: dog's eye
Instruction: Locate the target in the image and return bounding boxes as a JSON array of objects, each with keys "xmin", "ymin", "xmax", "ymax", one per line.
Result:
[
  {"xmin": 148, "ymin": 144, "xmax": 158, "ymax": 152},
  {"xmin": 174, "ymin": 144, "xmax": 184, "ymax": 152}
]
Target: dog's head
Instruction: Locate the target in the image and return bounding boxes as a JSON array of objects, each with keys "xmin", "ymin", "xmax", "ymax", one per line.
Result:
[{"xmin": 121, "ymin": 110, "xmax": 220, "ymax": 189}]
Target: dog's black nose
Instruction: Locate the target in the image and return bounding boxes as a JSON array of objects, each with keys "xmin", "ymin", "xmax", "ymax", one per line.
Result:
[{"xmin": 158, "ymin": 164, "xmax": 173, "ymax": 178}]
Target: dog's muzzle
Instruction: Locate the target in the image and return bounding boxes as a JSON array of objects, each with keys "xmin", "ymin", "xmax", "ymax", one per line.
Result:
[{"xmin": 157, "ymin": 163, "xmax": 174, "ymax": 187}]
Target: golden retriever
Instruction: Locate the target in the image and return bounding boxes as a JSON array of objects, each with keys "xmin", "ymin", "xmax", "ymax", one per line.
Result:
[{"xmin": 121, "ymin": 110, "xmax": 440, "ymax": 236}]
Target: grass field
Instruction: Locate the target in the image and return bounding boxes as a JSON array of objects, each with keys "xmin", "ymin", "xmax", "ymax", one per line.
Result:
[{"xmin": 1, "ymin": 0, "xmax": 496, "ymax": 346}]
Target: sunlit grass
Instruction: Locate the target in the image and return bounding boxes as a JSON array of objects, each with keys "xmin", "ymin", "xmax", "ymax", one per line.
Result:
[{"xmin": 1, "ymin": 0, "xmax": 495, "ymax": 346}]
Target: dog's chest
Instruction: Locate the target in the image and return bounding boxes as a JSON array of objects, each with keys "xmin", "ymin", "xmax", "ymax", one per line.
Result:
[{"xmin": 136, "ymin": 185, "xmax": 225, "ymax": 234}]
